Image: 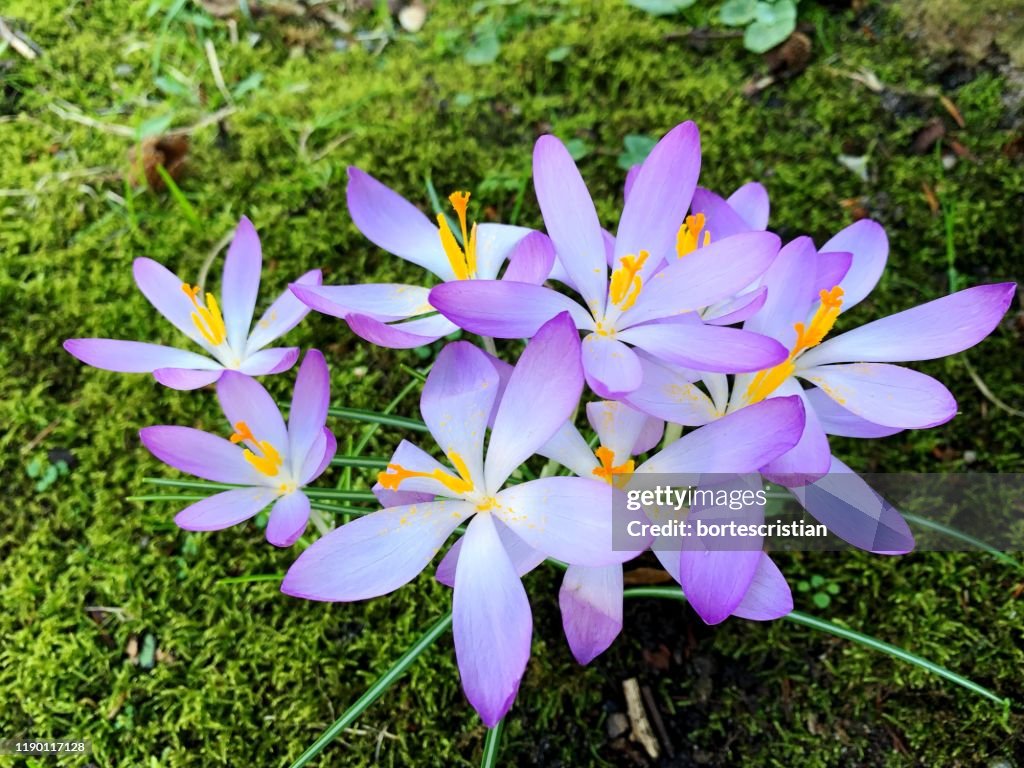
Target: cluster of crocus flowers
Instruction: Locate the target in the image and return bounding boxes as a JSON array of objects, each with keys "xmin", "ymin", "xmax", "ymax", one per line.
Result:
[{"xmin": 63, "ymin": 117, "xmax": 1016, "ymax": 729}]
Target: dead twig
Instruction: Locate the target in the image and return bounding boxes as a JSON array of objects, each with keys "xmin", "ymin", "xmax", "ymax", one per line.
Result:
[
  {"xmin": 623, "ymin": 678, "xmax": 660, "ymax": 760},
  {"xmin": 0, "ymin": 17, "xmax": 39, "ymax": 60}
]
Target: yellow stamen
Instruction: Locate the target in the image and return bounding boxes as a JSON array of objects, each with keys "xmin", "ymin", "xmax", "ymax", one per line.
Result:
[
  {"xmin": 437, "ymin": 190, "xmax": 478, "ymax": 280},
  {"xmin": 744, "ymin": 286, "xmax": 845, "ymax": 405},
  {"xmin": 608, "ymin": 250, "xmax": 649, "ymax": 311},
  {"xmin": 592, "ymin": 446, "xmax": 635, "ymax": 489},
  {"xmin": 229, "ymin": 420, "xmax": 283, "ymax": 477},
  {"xmin": 676, "ymin": 214, "xmax": 711, "ymax": 258},
  {"xmin": 181, "ymin": 283, "xmax": 227, "ymax": 346},
  {"xmin": 377, "ymin": 450, "xmax": 474, "ymax": 495}
]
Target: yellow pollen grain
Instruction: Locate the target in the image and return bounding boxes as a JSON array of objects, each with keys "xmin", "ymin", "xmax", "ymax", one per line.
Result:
[
  {"xmin": 229, "ymin": 420, "xmax": 284, "ymax": 477},
  {"xmin": 181, "ymin": 283, "xmax": 227, "ymax": 346},
  {"xmin": 744, "ymin": 285, "xmax": 845, "ymax": 405},
  {"xmin": 592, "ymin": 445, "xmax": 635, "ymax": 489},
  {"xmin": 608, "ymin": 250, "xmax": 649, "ymax": 311}
]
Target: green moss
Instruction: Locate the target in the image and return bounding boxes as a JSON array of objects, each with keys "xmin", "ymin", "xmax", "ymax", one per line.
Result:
[{"xmin": 1, "ymin": 0, "xmax": 1022, "ymax": 765}]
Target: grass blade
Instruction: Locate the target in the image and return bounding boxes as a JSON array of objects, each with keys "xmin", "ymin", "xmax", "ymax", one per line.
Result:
[
  {"xmin": 622, "ymin": 587, "xmax": 1010, "ymax": 708},
  {"xmin": 902, "ymin": 512, "xmax": 1024, "ymax": 573},
  {"xmin": 288, "ymin": 611, "xmax": 453, "ymax": 768},
  {"xmin": 327, "ymin": 406, "xmax": 428, "ymax": 432},
  {"xmin": 329, "ymin": 455, "xmax": 390, "ymax": 469}
]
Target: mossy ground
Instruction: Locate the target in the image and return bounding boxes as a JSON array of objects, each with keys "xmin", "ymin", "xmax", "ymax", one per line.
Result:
[{"xmin": 1, "ymin": 1, "xmax": 1022, "ymax": 766}]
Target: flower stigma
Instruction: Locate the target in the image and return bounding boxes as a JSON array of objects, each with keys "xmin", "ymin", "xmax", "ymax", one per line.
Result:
[
  {"xmin": 437, "ymin": 191, "xmax": 478, "ymax": 280},
  {"xmin": 592, "ymin": 446, "xmax": 635, "ymax": 489},
  {"xmin": 744, "ymin": 285, "xmax": 845, "ymax": 405},
  {"xmin": 230, "ymin": 420, "xmax": 284, "ymax": 477},
  {"xmin": 377, "ymin": 449, "xmax": 474, "ymax": 495},
  {"xmin": 181, "ymin": 283, "xmax": 227, "ymax": 346},
  {"xmin": 608, "ymin": 250, "xmax": 649, "ymax": 311}
]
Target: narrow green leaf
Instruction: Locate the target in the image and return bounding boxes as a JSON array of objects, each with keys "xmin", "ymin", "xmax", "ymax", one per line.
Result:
[
  {"xmin": 481, "ymin": 717, "xmax": 505, "ymax": 767},
  {"xmin": 155, "ymin": 165, "xmax": 201, "ymax": 228},
  {"xmin": 902, "ymin": 512, "xmax": 1024, "ymax": 573},
  {"xmin": 622, "ymin": 587, "xmax": 1010, "ymax": 707},
  {"xmin": 327, "ymin": 407, "xmax": 428, "ymax": 432},
  {"xmin": 329, "ymin": 455, "xmax": 390, "ymax": 469},
  {"xmin": 288, "ymin": 612, "xmax": 453, "ymax": 768}
]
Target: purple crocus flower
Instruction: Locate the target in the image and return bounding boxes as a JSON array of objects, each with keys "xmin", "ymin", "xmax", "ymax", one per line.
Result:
[
  {"xmin": 281, "ymin": 314, "xmax": 637, "ymax": 726},
  {"xmin": 65, "ymin": 218, "xmax": 321, "ymax": 390},
  {"xmin": 625, "ymin": 220, "xmax": 1016, "ymax": 550},
  {"xmin": 139, "ymin": 350, "xmax": 336, "ymax": 547},
  {"xmin": 437, "ymin": 393, "xmax": 804, "ymax": 660},
  {"xmin": 533, "ymin": 397, "xmax": 805, "ymax": 660},
  {"xmin": 288, "ymin": 168, "xmax": 545, "ymax": 349},
  {"xmin": 429, "ymin": 122, "xmax": 790, "ymax": 399}
]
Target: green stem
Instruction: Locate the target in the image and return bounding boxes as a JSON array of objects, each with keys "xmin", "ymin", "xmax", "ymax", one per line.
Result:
[
  {"xmin": 622, "ymin": 587, "xmax": 1010, "ymax": 708},
  {"xmin": 329, "ymin": 455, "xmax": 390, "ymax": 469},
  {"xmin": 326, "ymin": 407, "xmax": 427, "ymax": 433},
  {"xmin": 288, "ymin": 612, "xmax": 453, "ymax": 768},
  {"xmin": 660, "ymin": 423, "xmax": 682, "ymax": 450},
  {"xmin": 481, "ymin": 718, "xmax": 505, "ymax": 767},
  {"xmin": 305, "ymin": 489, "xmax": 378, "ymax": 502}
]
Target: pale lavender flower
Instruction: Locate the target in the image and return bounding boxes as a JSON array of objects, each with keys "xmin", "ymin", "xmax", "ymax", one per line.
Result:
[
  {"xmin": 65, "ymin": 218, "xmax": 320, "ymax": 390},
  {"xmin": 139, "ymin": 350, "xmax": 336, "ymax": 547}
]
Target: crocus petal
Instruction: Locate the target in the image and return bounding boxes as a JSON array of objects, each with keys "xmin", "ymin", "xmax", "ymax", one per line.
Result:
[
  {"xmin": 501, "ymin": 231, "xmax": 556, "ymax": 284},
  {"xmin": 345, "ymin": 313, "xmax": 457, "ymax": 349},
  {"xmin": 289, "ymin": 282, "xmax": 433, "ymax": 322},
  {"xmin": 803, "ymin": 387, "xmax": 904, "ymax": 438},
  {"xmin": 473, "ymin": 223, "xmax": 533, "ymax": 280},
  {"xmin": 586, "ymin": 400, "xmax": 653, "ymax": 462},
  {"xmin": 246, "ymin": 268, "xmax": 322, "ymax": 353},
  {"xmin": 633, "ymin": 416, "xmax": 665, "ymax": 455},
  {"xmin": 581, "ymin": 333, "xmax": 643, "ymax": 399},
  {"xmin": 436, "ymin": 518, "xmax": 545, "ymax": 588},
  {"xmin": 139, "ymin": 425, "xmax": 263, "ymax": 485},
  {"xmin": 690, "ymin": 186, "xmax": 753, "ymax": 241},
  {"xmin": 758, "ymin": 380, "xmax": 832, "ymax": 487},
  {"xmin": 790, "ymin": 457, "xmax": 914, "ymax": 554},
  {"xmin": 533, "ymin": 135, "xmax": 608, "ymax": 312},
  {"xmin": 153, "ymin": 367, "xmax": 223, "ymax": 390},
  {"xmin": 287, "ymin": 350, "xmax": 330, "ymax": 475},
  {"xmin": 616, "ymin": 121, "xmax": 701, "ymax": 265},
  {"xmin": 495, "ymin": 477, "xmax": 635, "ymax": 566},
  {"xmin": 621, "ymin": 231, "xmax": 781, "ymax": 327},
  {"xmin": 222, "ymin": 216, "xmax": 262, "ymax": 352},
  {"xmin": 727, "ymin": 182, "xmax": 770, "ymax": 230},
  {"xmin": 814, "ymin": 251, "xmax": 852, "ymax": 295},
  {"xmin": 422, "ymin": 342, "xmax": 499, "ymax": 489},
  {"xmin": 64, "ymin": 338, "xmax": 218, "ymax": 373},
  {"xmin": 132, "ymin": 257, "xmax": 210, "ymax": 348},
  {"xmin": 559, "ymin": 564, "xmax": 623, "ymax": 664},
  {"xmin": 680, "ymin": 547, "xmax": 761, "ymax": 626},
  {"xmin": 237, "ymin": 347, "xmax": 299, "ymax": 375},
  {"xmin": 174, "ymin": 487, "xmax": 279, "ymax": 531},
  {"xmin": 430, "ymin": 279, "xmax": 592, "ymax": 338},
  {"xmin": 453, "ymin": 513, "xmax": 532, "ymax": 727},
  {"xmin": 799, "ymin": 363, "xmax": 956, "ymax": 429},
  {"xmin": 300, "ymin": 427, "xmax": 337, "ymax": 485},
  {"xmin": 703, "ymin": 286, "xmax": 768, "ymax": 326},
  {"xmin": 618, "ymin": 321, "xmax": 787, "ymax": 373},
  {"xmin": 635, "ymin": 396, "xmax": 805, "ymax": 475},
  {"xmin": 622, "ymin": 354, "xmax": 719, "ymax": 427},
  {"xmin": 537, "ymin": 422, "xmax": 600, "ymax": 479},
  {"xmin": 281, "ymin": 499, "xmax": 472, "ymax": 601},
  {"xmin": 821, "ymin": 219, "xmax": 887, "ymax": 312},
  {"xmin": 265, "ymin": 491, "xmax": 311, "ymax": 547},
  {"xmin": 730, "ymin": 553, "xmax": 793, "ymax": 620},
  {"xmin": 216, "ymin": 370, "xmax": 290, "ymax": 457},
  {"xmin": 797, "ymin": 283, "xmax": 1017, "ymax": 368},
  {"xmin": 346, "ymin": 167, "xmax": 450, "ymax": 278},
  {"xmin": 744, "ymin": 236, "xmax": 818, "ymax": 347},
  {"xmin": 485, "ymin": 313, "xmax": 583, "ymax": 491}
]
